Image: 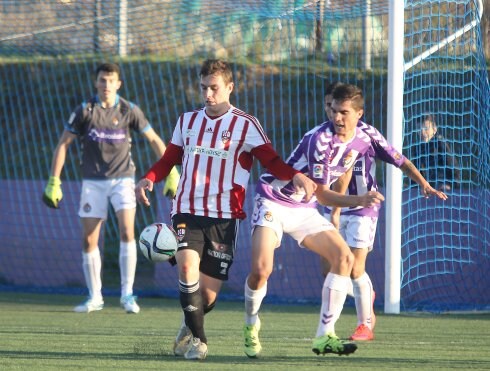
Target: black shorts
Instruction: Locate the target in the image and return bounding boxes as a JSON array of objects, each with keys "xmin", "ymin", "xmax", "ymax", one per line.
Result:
[{"xmin": 172, "ymin": 213, "xmax": 239, "ymax": 281}]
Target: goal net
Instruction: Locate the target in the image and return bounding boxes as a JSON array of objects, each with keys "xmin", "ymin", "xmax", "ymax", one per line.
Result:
[{"xmin": 0, "ymin": 0, "xmax": 488, "ymax": 311}]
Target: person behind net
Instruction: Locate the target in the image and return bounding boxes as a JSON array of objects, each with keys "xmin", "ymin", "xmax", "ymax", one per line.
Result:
[
  {"xmin": 242, "ymin": 84, "xmax": 388, "ymax": 358},
  {"xmin": 321, "ymin": 84, "xmax": 448, "ymax": 342},
  {"xmin": 134, "ymin": 59, "xmax": 317, "ymax": 360},
  {"xmin": 42, "ymin": 62, "xmax": 180, "ymax": 314},
  {"xmin": 413, "ymin": 114, "xmax": 461, "ymax": 192}
]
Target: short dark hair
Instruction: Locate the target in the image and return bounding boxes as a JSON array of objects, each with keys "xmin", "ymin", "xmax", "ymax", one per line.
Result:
[
  {"xmin": 325, "ymin": 81, "xmax": 343, "ymax": 96},
  {"xmin": 422, "ymin": 114, "xmax": 437, "ymax": 129},
  {"xmin": 95, "ymin": 63, "xmax": 121, "ymax": 79},
  {"xmin": 200, "ymin": 59, "xmax": 233, "ymax": 84},
  {"xmin": 332, "ymin": 83, "xmax": 364, "ymax": 111}
]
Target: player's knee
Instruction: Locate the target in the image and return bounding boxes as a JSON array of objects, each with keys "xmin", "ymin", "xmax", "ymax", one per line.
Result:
[
  {"xmin": 340, "ymin": 251, "xmax": 355, "ymax": 272},
  {"xmin": 119, "ymin": 230, "xmax": 133, "ymax": 242},
  {"xmin": 248, "ymin": 269, "xmax": 270, "ymax": 289},
  {"xmin": 178, "ymin": 261, "xmax": 199, "ymax": 280}
]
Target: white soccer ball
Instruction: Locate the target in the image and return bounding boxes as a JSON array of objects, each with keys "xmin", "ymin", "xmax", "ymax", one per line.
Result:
[{"xmin": 138, "ymin": 222, "xmax": 178, "ymax": 263}]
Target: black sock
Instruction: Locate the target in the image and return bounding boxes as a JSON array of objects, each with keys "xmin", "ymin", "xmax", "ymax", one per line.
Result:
[
  {"xmin": 203, "ymin": 300, "xmax": 216, "ymax": 315},
  {"xmin": 179, "ymin": 280, "xmax": 207, "ymax": 344}
]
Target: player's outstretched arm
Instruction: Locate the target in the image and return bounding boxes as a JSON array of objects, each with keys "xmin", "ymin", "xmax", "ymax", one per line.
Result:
[
  {"xmin": 316, "ymin": 185, "xmax": 384, "ymax": 208},
  {"xmin": 399, "ymin": 159, "xmax": 448, "ymax": 200},
  {"xmin": 328, "ymin": 166, "xmax": 353, "ymax": 229},
  {"xmin": 135, "ymin": 178, "xmax": 154, "ymax": 207}
]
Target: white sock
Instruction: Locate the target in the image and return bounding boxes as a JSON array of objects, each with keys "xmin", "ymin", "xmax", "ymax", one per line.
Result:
[
  {"xmin": 82, "ymin": 248, "xmax": 102, "ymax": 300},
  {"xmin": 119, "ymin": 240, "xmax": 137, "ymax": 297},
  {"xmin": 352, "ymin": 272, "xmax": 375, "ymax": 329},
  {"xmin": 244, "ymin": 278, "xmax": 267, "ymax": 326},
  {"xmin": 316, "ymin": 273, "xmax": 349, "ymax": 337},
  {"xmin": 346, "ymin": 278, "xmax": 354, "ymax": 297}
]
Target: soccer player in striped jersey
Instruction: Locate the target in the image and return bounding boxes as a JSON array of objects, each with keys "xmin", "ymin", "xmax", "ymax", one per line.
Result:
[
  {"xmin": 135, "ymin": 59, "xmax": 317, "ymax": 360},
  {"xmin": 43, "ymin": 62, "xmax": 179, "ymax": 314},
  {"xmin": 322, "ymin": 83, "xmax": 447, "ymax": 341},
  {"xmin": 243, "ymin": 84, "xmax": 385, "ymax": 358}
]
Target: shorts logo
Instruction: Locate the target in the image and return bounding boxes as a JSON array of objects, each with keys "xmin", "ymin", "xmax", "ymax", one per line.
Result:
[
  {"xmin": 220, "ymin": 262, "xmax": 228, "ymax": 275},
  {"xmin": 208, "ymin": 242, "xmax": 232, "ymax": 261},
  {"xmin": 212, "ymin": 242, "xmax": 227, "ymax": 252},
  {"xmin": 176, "ymin": 223, "xmax": 186, "ymax": 241},
  {"xmin": 313, "ymin": 164, "xmax": 323, "ymax": 179},
  {"xmin": 83, "ymin": 203, "xmax": 91, "ymax": 213},
  {"xmin": 221, "ymin": 130, "xmax": 231, "ymax": 144},
  {"xmin": 264, "ymin": 211, "xmax": 273, "ymax": 222}
]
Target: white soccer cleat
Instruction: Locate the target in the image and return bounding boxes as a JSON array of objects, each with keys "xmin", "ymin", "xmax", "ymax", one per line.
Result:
[
  {"xmin": 120, "ymin": 295, "xmax": 140, "ymax": 314},
  {"xmin": 184, "ymin": 337, "xmax": 208, "ymax": 360},
  {"xmin": 73, "ymin": 297, "xmax": 104, "ymax": 313},
  {"xmin": 173, "ymin": 324, "xmax": 192, "ymax": 356}
]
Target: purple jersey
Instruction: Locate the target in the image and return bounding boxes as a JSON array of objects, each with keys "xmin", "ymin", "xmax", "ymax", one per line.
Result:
[
  {"xmin": 256, "ymin": 121, "xmax": 372, "ymax": 208},
  {"xmin": 65, "ymin": 95, "xmax": 150, "ymax": 179},
  {"xmin": 325, "ymin": 120, "xmax": 406, "ymax": 217}
]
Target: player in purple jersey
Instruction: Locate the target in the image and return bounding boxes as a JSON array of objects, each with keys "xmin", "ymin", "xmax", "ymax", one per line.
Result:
[
  {"xmin": 243, "ymin": 84, "xmax": 385, "ymax": 358},
  {"xmin": 42, "ymin": 62, "xmax": 179, "ymax": 314},
  {"xmin": 323, "ymin": 83, "xmax": 447, "ymax": 341}
]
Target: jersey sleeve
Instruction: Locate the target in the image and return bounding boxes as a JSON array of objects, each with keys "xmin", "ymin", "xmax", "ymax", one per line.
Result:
[
  {"xmin": 143, "ymin": 143, "xmax": 183, "ymax": 183},
  {"xmin": 169, "ymin": 113, "xmax": 185, "ymax": 147},
  {"xmin": 367, "ymin": 125, "xmax": 406, "ymax": 167},
  {"xmin": 242, "ymin": 115, "xmax": 271, "ymax": 151},
  {"xmin": 129, "ymin": 104, "xmax": 150, "ymax": 133},
  {"xmin": 64, "ymin": 104, "xmax": 86, "ymax": 135},
  {"xmin": 251, "ymin": 143, "xmax": 298, "ymax": 180}
]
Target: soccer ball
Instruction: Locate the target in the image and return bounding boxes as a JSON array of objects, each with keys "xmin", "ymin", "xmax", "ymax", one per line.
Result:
[{"xmin": 138, "ymin": 222, "xmax": 178, "ymax": 262}]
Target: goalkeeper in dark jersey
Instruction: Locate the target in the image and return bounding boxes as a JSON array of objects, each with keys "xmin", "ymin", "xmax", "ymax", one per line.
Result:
[{"xmin": 42, "ymin": 62, "xmax": 179, "ymax": 314}]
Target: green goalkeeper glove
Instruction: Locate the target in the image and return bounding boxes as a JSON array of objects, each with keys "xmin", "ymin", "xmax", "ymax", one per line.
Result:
[
  {"xmin": 163, "ymin": 167, "xmax": 180, "ymax": 198},
  {"xmin": 42, "ymin": 176, "xmax": 63, "ymax": 209}
]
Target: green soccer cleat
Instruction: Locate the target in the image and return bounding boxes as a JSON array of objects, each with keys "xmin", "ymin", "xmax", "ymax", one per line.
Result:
[
  {"xmin": 243, "ymin": 317, "xmax": 262, "ymax": 358},
  {"xmin": 312, "ymin": 333, "xmax": 357, "ymax": 356}
]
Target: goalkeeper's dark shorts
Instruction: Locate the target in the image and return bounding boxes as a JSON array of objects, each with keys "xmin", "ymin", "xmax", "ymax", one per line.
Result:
[{"xmin": 172, "ymin": 213, "xmax": 239, "ymax": 281}]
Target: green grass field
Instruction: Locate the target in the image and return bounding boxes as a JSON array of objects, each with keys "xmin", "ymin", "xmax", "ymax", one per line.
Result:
[{"xmin": 0, "ymin": 292, "xmax": 489, "ymax": 371}]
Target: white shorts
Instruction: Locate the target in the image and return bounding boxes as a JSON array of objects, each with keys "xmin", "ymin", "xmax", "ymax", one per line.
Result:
[
  {"xmin": 251, "ymin": 196, "xmax": 335, "ymax": 248},
  {"xmin": 78, "ymin": 178, "xmax": 136, "ymax": 219},
  {"xmin": 326, "ymin": 214, "xmax": 378, "ymax": 250}
]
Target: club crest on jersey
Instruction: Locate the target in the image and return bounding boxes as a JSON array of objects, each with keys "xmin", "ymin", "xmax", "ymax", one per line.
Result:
[
  {"xmin": 313, "ymin": 164, "xmax": 324, "ymax": 179},
  {"xmin": 221, "ymin": 130, "xmax": 231, "ymax": 143},
  {"xmin": 264, "ymin": 211, "xmax": 273, "ymax": 222},
  {"xmin": 176, "ymin": 223, "xmax": 186, "ymax": 241},
  {"xmin": 343, "ymin": 150, "xmax": 354, "ymax": 167},
  {"xmin": 112, "ymin": 117, "xmax": 119, "ymax": 126}
]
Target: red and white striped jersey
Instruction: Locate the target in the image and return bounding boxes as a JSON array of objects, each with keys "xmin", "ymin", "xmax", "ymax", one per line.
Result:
[{"xmin": 170, "ymin": 106, "xmax": 271, "ymax": 219}]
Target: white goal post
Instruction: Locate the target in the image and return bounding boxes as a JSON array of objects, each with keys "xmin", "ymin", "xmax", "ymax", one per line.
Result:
[{"xmin": 384, "ymin": 0, "xmax": 484, "ymax": 314}]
